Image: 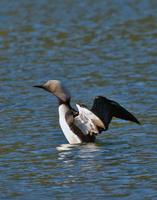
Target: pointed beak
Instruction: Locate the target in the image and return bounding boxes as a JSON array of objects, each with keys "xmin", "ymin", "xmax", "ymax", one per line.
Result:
[{"xmin": 33, "ymin": 85, "xmax": 45, "ymax": 89}]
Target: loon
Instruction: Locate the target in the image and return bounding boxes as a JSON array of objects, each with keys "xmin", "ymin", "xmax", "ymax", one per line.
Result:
[{"xmin": 34, "ymin": 80, "xmax": 140, "ymax": 144}]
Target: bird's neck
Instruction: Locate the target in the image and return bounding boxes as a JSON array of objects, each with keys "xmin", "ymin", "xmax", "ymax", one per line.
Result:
[{"xmin": 58, "ymin": 97, "xmax": 71, "ymax": 107}]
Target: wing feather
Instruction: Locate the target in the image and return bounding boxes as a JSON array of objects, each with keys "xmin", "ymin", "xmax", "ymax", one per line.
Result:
[
  {"xmin": 74, "ymin": 104, "xmax": 105, "ymax": 135},
  {"xmin": 91, "ymin": 96, "xmax": 140, "ymax": 131}
]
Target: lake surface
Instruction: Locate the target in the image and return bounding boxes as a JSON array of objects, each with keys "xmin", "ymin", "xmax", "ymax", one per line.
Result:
[{"xmin": 0, "ymin": 0, "xmax": 157, "ymax": 199}]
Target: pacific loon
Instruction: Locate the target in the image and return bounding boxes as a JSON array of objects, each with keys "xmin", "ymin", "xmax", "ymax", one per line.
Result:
[{"xmin": 34, "ymin": 80, "xmax": 140, "ymax": 144}]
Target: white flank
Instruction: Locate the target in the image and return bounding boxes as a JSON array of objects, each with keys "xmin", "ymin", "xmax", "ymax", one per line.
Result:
[{"xmin": 58, "ymin": 104, "xmax": 82, "ymax": 144}]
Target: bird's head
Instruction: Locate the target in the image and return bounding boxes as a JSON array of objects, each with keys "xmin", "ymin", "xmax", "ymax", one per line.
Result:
[{"xmin": 33, "ymin": 80, "xmax": 71, "ymax": 103}]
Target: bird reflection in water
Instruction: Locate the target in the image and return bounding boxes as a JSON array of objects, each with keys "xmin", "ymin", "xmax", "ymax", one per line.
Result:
[{"xmin": 56, "ymin": 143, "xmax": 102, "ymax": 163}]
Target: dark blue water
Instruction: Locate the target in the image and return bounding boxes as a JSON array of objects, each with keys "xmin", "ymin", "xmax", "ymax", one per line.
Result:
[{"xmin": 0, "ymin": 0, "xmax": 157, "ymax": 199}]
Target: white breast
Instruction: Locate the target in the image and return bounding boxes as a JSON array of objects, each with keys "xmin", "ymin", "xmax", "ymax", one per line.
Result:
[{"xmin": 58, "ymin": 104, "xmax": 81, "ymax": 144}]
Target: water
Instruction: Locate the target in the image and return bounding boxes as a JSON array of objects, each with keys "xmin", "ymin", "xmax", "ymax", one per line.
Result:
[{"xmin": 0, "ymin": 0, "xmax": 157, "ymax": 199}]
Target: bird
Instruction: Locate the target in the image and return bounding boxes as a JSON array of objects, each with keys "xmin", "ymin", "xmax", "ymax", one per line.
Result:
[{"xmin": 33, "ymin": 80, "xmax": 140, "ymax": 144}]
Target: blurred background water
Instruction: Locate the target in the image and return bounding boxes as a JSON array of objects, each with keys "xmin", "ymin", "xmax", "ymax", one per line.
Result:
[{"xmin": 0, "ymin": 0, "xmax": 157, "ymax": 199}]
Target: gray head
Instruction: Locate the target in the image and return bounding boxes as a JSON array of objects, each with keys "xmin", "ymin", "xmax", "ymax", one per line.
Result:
[{"xmin": 34, "ymin": 80, "xmax": 71, "ymax": 103}]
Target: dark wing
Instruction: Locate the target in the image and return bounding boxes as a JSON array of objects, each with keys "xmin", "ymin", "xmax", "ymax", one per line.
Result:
[{"xmin": 91, "ymin": 96, "xmax": 140, "ymax": 131}]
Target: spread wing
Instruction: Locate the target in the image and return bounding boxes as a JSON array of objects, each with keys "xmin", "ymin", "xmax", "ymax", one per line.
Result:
[
  {"xmin": 91, "ymin": 96, "xmax": 140, "ymax": 131},
  {"xmin": 74, "ymin": 104, "xmax": 105, "ymax": 135}
]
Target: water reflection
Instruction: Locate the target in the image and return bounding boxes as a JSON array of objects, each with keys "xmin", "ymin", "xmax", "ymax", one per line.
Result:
[
  {"xmin": 56, "ymin": 143, "xmax": 77, "ymax": 168},
  {"xmin": 56, "ymin": 143, "xmax": 100, "ymax": 165},
  {"xmin": 56, "ymin": 143, "xmax": 77, "ymax": 152}
]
